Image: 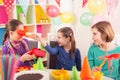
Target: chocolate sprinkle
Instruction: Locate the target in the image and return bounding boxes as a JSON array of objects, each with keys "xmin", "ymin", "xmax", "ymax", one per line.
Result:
[{"xmin": 16, "ymin": 73, "xmax": 43, "ymax": 80}]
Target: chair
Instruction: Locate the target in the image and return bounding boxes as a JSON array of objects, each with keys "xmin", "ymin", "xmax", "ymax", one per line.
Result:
[
  {"xmin": 28, "ymin": 40, "xmax": 38, "ymax": 49},
  {"xmin": 47, "ymin": 41, "xmax": 58, "ymax": 69}
]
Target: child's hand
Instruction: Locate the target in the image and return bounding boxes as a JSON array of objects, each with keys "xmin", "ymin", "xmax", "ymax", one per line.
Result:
[
  {"xmin": 30, "ymin": 34, "xmax": 41, "ymax": 41},
  {"xmin": 92, "ymin": 66, "xmax": 101, "ymax": 73},
  {"xmin": 20, "ymin": 52, "xmax": 36, "ymax": 62},
  {"xmin": 30, "ymin": 34, "xmax": 47, "ymax": 47}
]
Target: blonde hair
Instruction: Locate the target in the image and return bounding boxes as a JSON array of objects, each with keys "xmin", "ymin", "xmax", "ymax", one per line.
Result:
[{"xmin": 92, "ymin": 21, "xmax": 114, "ymax": 42}]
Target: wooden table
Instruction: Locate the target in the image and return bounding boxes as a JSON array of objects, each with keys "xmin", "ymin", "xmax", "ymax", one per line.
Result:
[{"xmin": 45, "ymin": 69, "xmax": 114, "ymax": 80}]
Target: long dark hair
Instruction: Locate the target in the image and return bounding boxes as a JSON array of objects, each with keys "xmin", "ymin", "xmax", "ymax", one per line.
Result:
[
  {"xmin": 2, "ymin": 19, "xmax": 23, "ymax": 44},
  {"xmin": 58, "ymin": 27, "xmax": 76, "ymax": 58}
]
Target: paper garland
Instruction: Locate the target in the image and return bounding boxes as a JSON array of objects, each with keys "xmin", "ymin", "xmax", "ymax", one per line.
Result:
[
  {"xmin": 82, "ymin": 0, "xmax": 88, "ymax": 7},
  {"xmin": 18, "ymin": 0, "xmax": 29, "ymax": 16},
  {"xmin": 38, "ymin": 0, "xmax": 46, "ymax": 12},
  {"xmin": 3, "ymin": 0, "xmax": 14, "ymax": 16}
]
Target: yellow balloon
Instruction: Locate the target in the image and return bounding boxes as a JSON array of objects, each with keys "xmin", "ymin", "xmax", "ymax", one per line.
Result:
[
  {"xmin": 0, "ymin": 0, "xmax": 3, "ymax": 4},
  {"xmin": 60, "ymin": 12, "xmax": 73, "ymax": 23},
  {"xmin": 88, "ymin": 0, "xmax": 106, "ymax": 14}
]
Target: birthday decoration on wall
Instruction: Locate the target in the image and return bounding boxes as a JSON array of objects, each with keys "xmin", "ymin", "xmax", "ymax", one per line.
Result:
[
  {"xmin": 52, "ymin": 16, "xmax": 62, "ymax": 26},
  {"xmin": 0, "ymin": 0, "xmax": 3, "ymax": 4},
  {"xmin": 18, "ymin": 0, "xmax": 29, "ymax": 16},
  {"xmin": 80, "ymin": 12, "xmax": 94, "ymax": 26},
  {"xmin": 60, "ymin": 12, "xmax": 73, "ymax": 23},
  {"xmin": 82, "ymin": 0, "xmax": 88, "ymax": 7},
  {"xmin": 3, "ymin": 0, "xmax": 14, "ymax": 16},
  {"xmin": 87, "ymin": 0, "xmax": 106, "ymax": 14},
  {"xmin": 46, "ymin": 5, "xmax": 60, "ymax": 17},
  {"xmin": 80, "ymin": 0, "xmax": 119, "ymax": 26},
  {"xmin": 106, "ymin": 0, "xmax": 119, "ymax": 15},
  {"xmin": 55, "ymin": 0, "xmax": 60, "ymax": 7},
  {"xmin": 38, "ymin": 0, "xmax": 46, "ymax": 12},
  {"xmin": 0, "ymin": 6, "xmax": 8, "ymax": 24}
]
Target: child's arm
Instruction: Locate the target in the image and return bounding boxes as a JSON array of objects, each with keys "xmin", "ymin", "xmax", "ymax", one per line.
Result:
[
  {"xmin": 30, "ymin": 34, "xmax": 47, "ymax": 47},
  {"xmin": 75, "ymin": 49, "xmax": 81, "ymax": 71},
  {"xmin": 87, "ymin": 47, "xmax": 95, "ymax": 69},
  {"xmin": 20, "ymin": 51, "xmax": 36, "ymax": 62},
  {"xmin": 87, "ymin": 47, "xmax": 101, "ymax": 72},
  {"xmin": 30, "ymin": 34, "xmax": 58, "ymax": 55}
]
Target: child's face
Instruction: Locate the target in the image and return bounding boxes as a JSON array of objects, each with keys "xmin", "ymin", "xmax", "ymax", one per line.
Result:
[
  {"xmin": 57, "ymin": 32, "xmax": 70, "ymax": 46},
  {"xmin": 10, "ymin": 24, "xmax": 24, "ymax": 41},
  {"xmin": 92, "ymin": 28, "xmax": 104, "ymax": 45}
]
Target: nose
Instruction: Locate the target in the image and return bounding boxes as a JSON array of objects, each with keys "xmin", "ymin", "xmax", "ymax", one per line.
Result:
[{"xmin": 17, "ymin": 30, "xmax": 25, "ymax": 36}]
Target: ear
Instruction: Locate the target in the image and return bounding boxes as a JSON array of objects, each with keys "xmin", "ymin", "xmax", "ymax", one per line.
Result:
[
  {"xmin": 66, "ymin": 37, "xmax": 71, "ymax": 42},
  {"xmin": 9, "ymin": 31, "xmax": 14, "ymax": 35}
]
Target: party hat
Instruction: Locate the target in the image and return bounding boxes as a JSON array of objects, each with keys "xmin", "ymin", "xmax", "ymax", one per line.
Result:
[
  {"xmin": 80, "ymin": 57, "xmax": 93, "ymax": 80},
  {"xmin": 71, "ymin": 66, "xmax": 80, "ymax": 80},
  {"xmin": 36, "ymin": 58, "xmax": 44, "ymax": 70}
]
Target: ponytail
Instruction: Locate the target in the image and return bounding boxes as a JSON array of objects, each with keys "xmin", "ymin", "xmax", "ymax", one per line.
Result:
[
  {"xmin": 2, "ymin": 32, "xmax": 8, "ymax": 45},
  {"xmin": 2, "ymin": 24, "xmax": 9, "ymax": 44},
  {"xmin": 70, "ymin": 34, "xmax": 76, "ymax": 59}
]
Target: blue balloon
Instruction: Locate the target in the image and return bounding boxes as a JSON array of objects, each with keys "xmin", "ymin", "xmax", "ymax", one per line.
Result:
[{"xmin": 52, "ymin": 16, "xmax": 62, "ymax": 25}]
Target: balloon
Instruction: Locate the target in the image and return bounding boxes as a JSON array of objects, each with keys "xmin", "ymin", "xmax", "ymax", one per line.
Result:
[
  {"xmin": 80, "ymin": 12, "xmax": 94, "ymax": 26},
  {"xmin": 46, "ymin": 5, "xmax": 60, "ymax": 17},
  {"xmin": 60, "ymin": 12, "xmax": 73, "ymax": 23},
  {"xmin": 52, "ymin": 16, "xmax": 62, "ymax": 25},
  {"xmin": 0, "ymin": 0, "xmax": 3, "ymax": 4},
  {"xmin": 88, "ymin": 0, "xmax": 106, "ymax": 14}
]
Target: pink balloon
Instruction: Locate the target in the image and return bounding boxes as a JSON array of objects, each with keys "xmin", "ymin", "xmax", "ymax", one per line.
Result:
[{"xmin": 46, "ymin": 5, "xmax": 60, "ymax": 17}]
